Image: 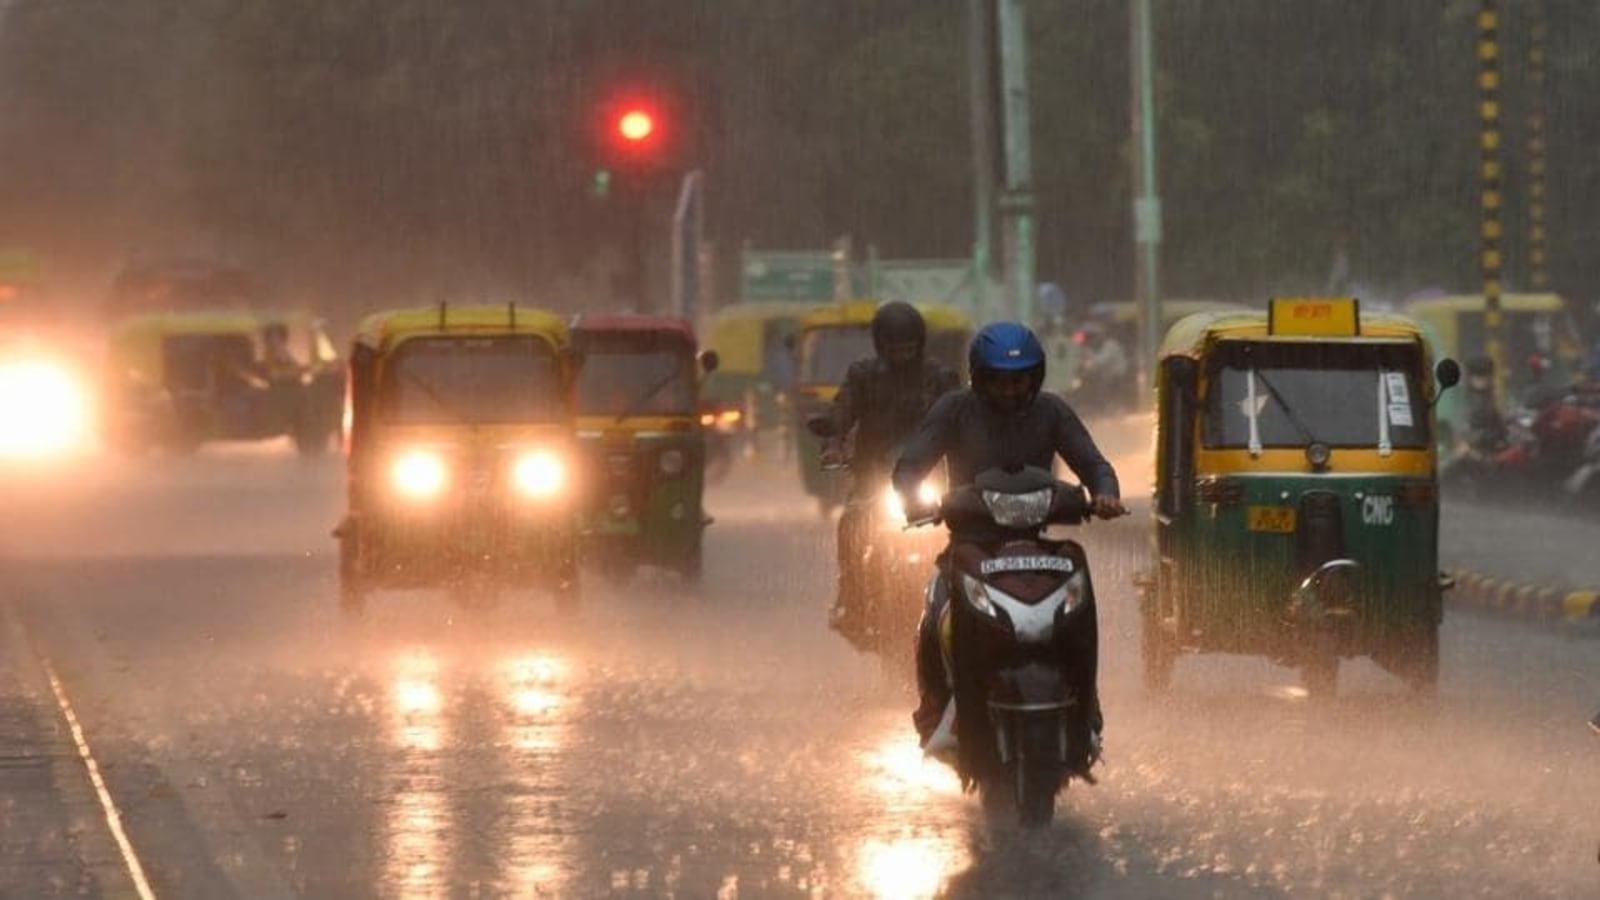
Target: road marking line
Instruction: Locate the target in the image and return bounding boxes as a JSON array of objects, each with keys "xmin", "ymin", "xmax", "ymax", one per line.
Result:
[{"xmin": 41, "ymin": 655, "xmax": 160, "ymax": 900}]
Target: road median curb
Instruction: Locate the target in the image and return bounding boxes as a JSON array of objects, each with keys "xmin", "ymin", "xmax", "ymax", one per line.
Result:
[{"xmin": 1447, "ymin": 571, "xmax": 1600, "ymax": 623}]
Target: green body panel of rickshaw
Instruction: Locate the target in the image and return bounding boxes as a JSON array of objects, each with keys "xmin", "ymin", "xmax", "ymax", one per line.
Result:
[
  {"xmin": 1156, "ymin": 472, "xmax": 1441, "ymax": 657},
  {"xmin": 578, "ymin": 431, "xmax": 706, "ymax": 563}
]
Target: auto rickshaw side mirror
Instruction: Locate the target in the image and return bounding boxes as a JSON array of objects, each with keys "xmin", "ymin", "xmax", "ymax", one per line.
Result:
[
  {"xmin": 699, "ymin": 349, "xmax": 720, "ymax": 374},
  {"xmin": 1435, "ymin": 358, "xmax": 1461, "ymax": 393},
  {"xmin": 805, "ymin": 414, "xmax": 838, "ymax": 439}
]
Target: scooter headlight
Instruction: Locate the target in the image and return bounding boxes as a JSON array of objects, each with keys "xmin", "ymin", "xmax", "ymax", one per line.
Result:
[
  {"xmin": 982, "ymin": 487, "xmax": 1053, "ymax": 528},
  {"xmin": 392, "ymin": 450, "xmax": 448, "ymax": 499},
  {"xmin": 513, "ymin": 451, "xmax": 565, "ymax": 497}
]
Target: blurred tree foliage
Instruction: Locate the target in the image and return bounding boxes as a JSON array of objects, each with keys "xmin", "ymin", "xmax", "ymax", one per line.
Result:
[{"xmin": 0, "ymin": 0, "xmax": 1595, "ymax": 318}]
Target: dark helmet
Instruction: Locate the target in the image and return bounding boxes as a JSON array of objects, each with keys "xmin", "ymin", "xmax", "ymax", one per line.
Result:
[
  {"xmin": 969, "ymin": 321, "xmax": 1046, "ymax": 404},
  {"xmin": 871, "ymin": 301, "xmax": 927, "ymax": 355}
]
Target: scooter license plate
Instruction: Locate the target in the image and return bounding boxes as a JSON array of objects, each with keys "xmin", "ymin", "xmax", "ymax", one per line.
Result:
[{"xmin": 1247, "ymin": 505, "xmax": 1296, "ymax": 533}]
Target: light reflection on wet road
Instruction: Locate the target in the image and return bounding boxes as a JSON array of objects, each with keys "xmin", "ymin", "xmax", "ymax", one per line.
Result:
[{"xmin": 0, "ymin": 441, "xmax": 1595, "ymax": 898}]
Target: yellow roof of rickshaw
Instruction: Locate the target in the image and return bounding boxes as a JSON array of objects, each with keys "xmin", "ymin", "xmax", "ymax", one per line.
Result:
[
  {"xmin": 1158, "ymin": 303, "xmax": 1431, "ymax": 360},
  {"xmin": 109, "ymin": 309, "xmax": 317, "ymax": 338},
  {"xmin": 1092, "ymin": 297, "xmax": 1256, "ymax": 324},
  {"xmin": 797, "ymin": 299, "xmax": 973, "ymax": 332},
  {"xmin": 354, "ymin": 303, "xmax": 569, "ymax": 352},
  {"xmin": 1402, "ymin": 292, "xmax": 1567, "ymax": 314}
]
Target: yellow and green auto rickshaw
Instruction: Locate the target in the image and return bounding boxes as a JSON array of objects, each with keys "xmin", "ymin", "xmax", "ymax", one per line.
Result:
[
  {"xmin": 1138, "ymin": 298, "xmax": 1460, "ymax": 698},
  {"xmin": 571, "ymin": 314, "xmax": 717, "ymax": 581},
  {"xmin": 791, "ymin": 300, "xmax": 973, "ymax": 514},
  {"xmin": 1402, "ymin": 292, "xmax": 1586, "ymax": 444},
  {"xmin": 335, "ymin": 303, "xmax": 582, "ymax": 615},
  {"xmin": 101, "ymin": 310, "xmax": 343, "ymax": 456},
  {"xmin": 699, "ymin": 301, "xmax": 815, "ymax": 451}
]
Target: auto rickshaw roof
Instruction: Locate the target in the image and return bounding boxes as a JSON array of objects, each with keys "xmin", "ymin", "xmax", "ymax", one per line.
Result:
[
  {"xmin": 797, "ymin": 299, "xmax": 973, "ymax": 331},
  {"xmin": 1159, "ymin": 303, "xmax": 1431, "ymax": 361},
  {"xmin": 354, "ymin": 303, "xmax": 569, "ymax": 352},
  {"xmin": 1090, "ymin": 297, "xmax": 1256, "ymax": 324},
  {"xmin": 1402, "ymin": 292, "xmax": 1566, "ymax": 312},
  {"xmin": 571, "ymin": 313, "xmax": 696, "ymax": 346},
  {"xmin": 109, "ymin": 309, "xmax": 318, "ymax": 338}
]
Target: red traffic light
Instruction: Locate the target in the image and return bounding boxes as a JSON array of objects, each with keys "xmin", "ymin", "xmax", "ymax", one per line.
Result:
[{"xmin": 616, "ymin": 109, "xmax": 655, "ymax": 143}]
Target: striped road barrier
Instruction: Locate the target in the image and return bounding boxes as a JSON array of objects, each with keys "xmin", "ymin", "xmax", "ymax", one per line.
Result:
[{"xmin": 1448, "ymin": 571, "xmax": 1600, "ymax": 623}]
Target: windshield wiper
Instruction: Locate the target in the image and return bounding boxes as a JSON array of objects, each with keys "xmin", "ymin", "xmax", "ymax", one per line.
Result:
[
  {"xmin": 399, "ymin": 369, "xmax": 466, "ymax": 424},
  {"xmin": 1249, "ymin": 368, "xmax": 1319, "ymax": 453},
  {"xmin": 616, "ymin": 366, "xmax": 685, "ymax": 422}
]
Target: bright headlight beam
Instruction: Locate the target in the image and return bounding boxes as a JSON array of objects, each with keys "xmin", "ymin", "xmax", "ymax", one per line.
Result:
[
  {"xmin": 392, "ymin": 450, "xmax": 448, "ymax": 498},
  {"xmin": 0, "ymin": 360, "xmax": 90, "ymax": 457},
  {"xmin": 513, "ymin": 452, "xmax": 564, "ymax": 497}
]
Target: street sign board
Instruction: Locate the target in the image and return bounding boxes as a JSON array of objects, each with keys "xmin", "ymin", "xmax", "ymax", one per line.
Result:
[{"xmin": 739, "ymin": 251, "xmax": 839, "ymax": 302}]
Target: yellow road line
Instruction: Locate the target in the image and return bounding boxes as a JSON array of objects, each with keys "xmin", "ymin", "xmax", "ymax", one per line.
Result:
[{"xmin": 41, "ymin": 656, "xmax": 159, "ymax": 900}]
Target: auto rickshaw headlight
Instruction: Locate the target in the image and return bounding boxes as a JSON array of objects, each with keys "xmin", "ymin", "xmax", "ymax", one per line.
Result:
[
  {"xmin": 513, "ymin": 451, "xmax": 564, "ymax": 497},
  {"xmin": 0, "ymin": 359, "xmax": 91, "ymax": 457},
  {"xmin": 659, "ymin": 448, "xmax": 685, "ymax": 476},
  {"xmin": 392, "ymin": 450, "xmax": 448, "ymax": 499},
  {"xmin": 1306, "ymin": 442, "xmax": 1332, "ymax": 472}
]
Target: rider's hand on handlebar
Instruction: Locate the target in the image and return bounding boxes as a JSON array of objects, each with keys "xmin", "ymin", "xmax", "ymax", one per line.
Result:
[
  {"xmin": 1090, "ymin": 495, "xmax": 1129, "ymax": 519},
  {"xmin": 820, "ymin": 447, "xmax": 846, "ymax": 469}
]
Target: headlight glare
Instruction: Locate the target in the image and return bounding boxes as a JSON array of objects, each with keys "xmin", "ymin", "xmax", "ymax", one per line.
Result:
[
  {"xmin": 393, "ymin": 450, "xmax": 448, "ymax": 499},
  {"xmin": 514, "ymin": 451, "xmax": 564, "ymax": 497}
]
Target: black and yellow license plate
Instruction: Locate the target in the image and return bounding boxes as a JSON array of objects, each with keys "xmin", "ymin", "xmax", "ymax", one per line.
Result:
[{"xmin": 1246, "ymin": 505, "xmax": 1296, "ymax": 533}]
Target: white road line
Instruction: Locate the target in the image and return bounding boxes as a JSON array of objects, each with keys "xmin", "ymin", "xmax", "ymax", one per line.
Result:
[{"xmin": 40, "ymin": 655, "xmax": 160, "ymax": 900}]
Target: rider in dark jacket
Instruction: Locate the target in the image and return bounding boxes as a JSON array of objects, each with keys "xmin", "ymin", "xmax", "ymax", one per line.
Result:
[
  {"xmin": 820, "ymin": 301, "xmax": 961, "ymax": 639},
  {"xmin": 892, "ymin": 321, "xmax": 1126, "ymax": 769}
]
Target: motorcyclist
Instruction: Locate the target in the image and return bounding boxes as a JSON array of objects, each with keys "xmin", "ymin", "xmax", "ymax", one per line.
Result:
[
  {"xmin": 819, "ymin": 301, "xmax": 961, "ymax": 640},
  {"xmin": 1075, "ymin": 321, "xmax": 1131, "ymax": 414},
  {"xmin": 892, "ymin": 321, "xmax": 1127, "ymax": 772}
]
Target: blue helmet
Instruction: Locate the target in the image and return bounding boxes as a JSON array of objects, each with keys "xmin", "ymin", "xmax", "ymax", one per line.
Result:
[
  {"xmin": 969, "ymin": 321, "xmax": 1047, "ymax": 409},
  {"xmin": 969, "ymin": 321, "xmax": 1045, "ymax": 373}
]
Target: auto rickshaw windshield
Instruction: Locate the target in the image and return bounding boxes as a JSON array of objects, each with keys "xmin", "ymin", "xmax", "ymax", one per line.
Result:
[
  {"xmin": 575, "ymin": 337, "xmax": 696, "ymax": 417},
  {"xmin": 1203, "ymin": 340, "xmax": 1430, "ymax": 450},
  {"xmin": 800, "ymin": 325, "xmax": 873, "ymax": 384},
  {"xmin": 163, "ymin": 334, "xmax": 255, "ymax": 389},
  {"xmin": 380, "ymin": 335, "xmax": 560, "ymax": 424}
]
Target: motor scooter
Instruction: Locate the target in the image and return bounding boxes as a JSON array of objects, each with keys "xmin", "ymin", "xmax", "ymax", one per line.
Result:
[{"xmin": 911, "ymin": 465, "xmax": 1111, "ymax": 826}]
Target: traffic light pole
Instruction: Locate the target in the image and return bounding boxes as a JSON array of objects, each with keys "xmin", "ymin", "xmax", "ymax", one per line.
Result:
[
  {"xmin": 1131, "ymin": 0, "xmax": 1163, "ymax": 402},
  {"xmin": 997, "ymin": 0, "xmax": 1036, "ymax": 325}
]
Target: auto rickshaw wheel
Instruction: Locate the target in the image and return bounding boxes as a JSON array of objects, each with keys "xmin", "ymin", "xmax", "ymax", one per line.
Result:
[
  {"xmin": 1302, "ymin": 655, "xmax": 1339, "ymax": 700},
  {"xmin": 677, "ymin": 538, "xmax": 704, "ymax": 584},
  {"xmin": 555, "ymin": 555, "xmax": 581, "ymax": 616},
  {"xmin": 1139, "ymin": 610, "xmax": 1176, "ymax": 693},
  {"xmin": 338, "ymin": 540, "xmax": 368, "ymax": 617},
  {"xmin": 1395, "ymin": 625, "xmax": 1440, "ymax": 695}
]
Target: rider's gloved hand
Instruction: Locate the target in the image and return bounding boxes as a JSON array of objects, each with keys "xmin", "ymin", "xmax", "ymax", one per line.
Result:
[{"xmin": 1091, "ymin": 495, "xmax": 1129, "ymax": 519}]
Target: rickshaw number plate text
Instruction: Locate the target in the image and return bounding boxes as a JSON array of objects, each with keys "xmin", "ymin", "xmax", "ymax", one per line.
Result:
[{"xmin": 1246, "ymin": 505, "xmax": 1296, "ymax": 533}]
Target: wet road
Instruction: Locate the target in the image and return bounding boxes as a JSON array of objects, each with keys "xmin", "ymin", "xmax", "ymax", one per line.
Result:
[{"xmin": 1, "ymin": 441, "xmax": 1597, "ymax": 898}]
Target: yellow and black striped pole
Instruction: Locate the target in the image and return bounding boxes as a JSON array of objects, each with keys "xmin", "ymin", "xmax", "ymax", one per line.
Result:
[
  {"xmin": 1478, "ymin": 0, "xmax": 1505, "ymax": 400},
  {"xmin": 1526, "ymin": 3, "xmax": 1549, "ymax": 291}
]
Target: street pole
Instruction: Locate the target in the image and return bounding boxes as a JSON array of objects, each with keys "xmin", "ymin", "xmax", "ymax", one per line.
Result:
[
  {"xmin": 1131, "ymin": 0, "xmax": 1163, "ymax": 400},
  {"xmin": 997, "ymin": 0, "xmax": 1036, "ymax": 325},
  {"xmin": 1525, "ymin": 1, "xmax": 1549, "ymax": 292},
  {"xmin": 1478, "ymin": 0, "xmax": 1506, "ymax": 401},
  {"xmin": 670, "ymin": 170, "xmax": 704, "ymax": 326},
  {"xmin": 967, "ymin": 0, "xmax": 997, "ymax": 320}
]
